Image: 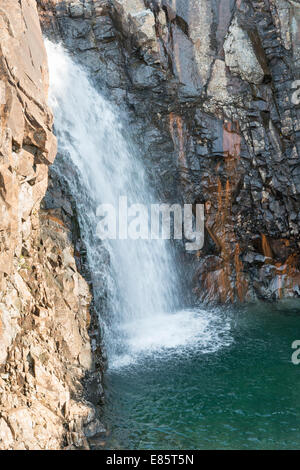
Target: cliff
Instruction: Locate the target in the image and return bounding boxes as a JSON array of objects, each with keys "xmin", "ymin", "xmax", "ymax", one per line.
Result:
[
  {"xmin": 38, "ymin": 0, "xmax": 300, "ymax": 302},
  {"xmin": 1, "ymin": 0, "xmax": 300, "ymax": 450},
  {"xmin": 0, "ymin": 0, "xmax": 103, "ymax": 450}
]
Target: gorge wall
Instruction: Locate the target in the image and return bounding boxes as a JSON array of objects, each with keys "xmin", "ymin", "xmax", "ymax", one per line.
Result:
[
  {"xmin": 1, "ymin": 0, "xmax": 300, "ymax": 451},
  {"xmin": 38, "ymin": 0, "xmax": 300, "ymax": 302},
  {"xmin": 0, "ymin": 0, "xmax": 103, "ymax": 450}
]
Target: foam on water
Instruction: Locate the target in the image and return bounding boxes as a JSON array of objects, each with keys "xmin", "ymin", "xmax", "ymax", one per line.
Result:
[{"xmin": 110, "ymin": 308, "xmax": 233, "ymax": 369}]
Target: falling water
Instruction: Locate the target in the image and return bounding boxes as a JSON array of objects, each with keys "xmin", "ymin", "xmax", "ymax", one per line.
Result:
[
  {"xmin": 46, "ymin": 41, "xmax": 232, "ymax": 369},
  {"xmin": 43, "ymin": 43, "xmax": 300, "ymax": 453}
]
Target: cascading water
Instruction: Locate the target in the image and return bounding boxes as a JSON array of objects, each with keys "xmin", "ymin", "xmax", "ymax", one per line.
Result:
[
  {"xmin": 43, "ymin": 42, "xmax": 300, "ymax": 454},
  {"xmin": 46, "ymin": 41, "xmax": 232, "ymax": 369}
]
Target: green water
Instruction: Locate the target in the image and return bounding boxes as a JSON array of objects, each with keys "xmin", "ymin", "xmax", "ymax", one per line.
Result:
[{"xmin": 103, "ymin": 302, "xmax": 300, "ymax": 450}]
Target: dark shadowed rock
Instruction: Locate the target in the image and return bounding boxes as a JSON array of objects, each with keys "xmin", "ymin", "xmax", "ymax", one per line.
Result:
[{"xmin": 37, "ymin": 0, "xmax": 300, "ymax": 303}]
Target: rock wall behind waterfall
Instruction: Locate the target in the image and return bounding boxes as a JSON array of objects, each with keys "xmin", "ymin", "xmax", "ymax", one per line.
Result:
[
  {"xmin": 0, "ymin": 0, "xmax": 103, "ymax": 450},
  {"xmin": 38, "ymin": 0, "xmax": 300, "ymax": 302}
]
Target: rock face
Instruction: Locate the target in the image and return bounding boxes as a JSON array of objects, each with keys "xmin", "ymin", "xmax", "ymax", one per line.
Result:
[
  {"xmin": 38, "ymin": 0, "xmax": 300, "ymax": 303},
  {"xmin": 0, "ymin": 0, "xmax": 103, "ymax": 449},
  {"xmin": 1, "ymin": 0, "xmax": 299, "ymax": 451}
]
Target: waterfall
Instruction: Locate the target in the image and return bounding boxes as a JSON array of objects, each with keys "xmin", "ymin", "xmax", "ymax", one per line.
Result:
[{"xmin": 46, "ymin": 42, "xmax": 232, "ymax": 369}]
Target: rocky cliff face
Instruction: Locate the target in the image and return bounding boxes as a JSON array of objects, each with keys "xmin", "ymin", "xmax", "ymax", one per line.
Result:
[
  {"xmin": 38, "ymin": 0, "xmax": 300, "ymax": 302},
  {"xmin": 0, "ymin": 0, "xmax": 103, "ymax": 450},
  {"xmin": 1, "ymin": 0, "xmax": 299, "ymax": 452}
]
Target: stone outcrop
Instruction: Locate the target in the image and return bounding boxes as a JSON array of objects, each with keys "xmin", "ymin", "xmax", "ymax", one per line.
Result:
[
  {"xmin": 38, "ymin": 0, "xmax": 300, "ymax": 302},
  {"xmin": 223, "ymin": 16, "xmax": 266, "ymax": 85},
  {"xmin": 0, "ymin": 0, "xmax": 103, "ymax": 449}
]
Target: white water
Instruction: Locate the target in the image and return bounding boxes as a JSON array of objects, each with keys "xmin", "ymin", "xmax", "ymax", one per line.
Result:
[{"xmin": 46, "ymin": 42, "xmax": 232, "ymax": 369}]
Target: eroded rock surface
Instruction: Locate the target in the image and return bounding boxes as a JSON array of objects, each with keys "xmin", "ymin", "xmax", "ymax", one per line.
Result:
[
  {"xmin": 1, "ymin": 0, "xmax": 296, "ymax": 449},
  {"xmin": 0, "ymin": 0, "xmax": 103, "ymax": 449},
  {"xmin": 37, "ymin": 0, "xmax": 300, "ymax": 302}
]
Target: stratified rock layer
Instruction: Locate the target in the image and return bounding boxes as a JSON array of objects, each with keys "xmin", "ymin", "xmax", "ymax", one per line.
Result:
[
  {"xmin": 38, "ymin": 0, "xmax": 300, "ymax": 302},
  {"xmin": 0, "ymin": 0, "xmax": 103, "ymax": 450}
]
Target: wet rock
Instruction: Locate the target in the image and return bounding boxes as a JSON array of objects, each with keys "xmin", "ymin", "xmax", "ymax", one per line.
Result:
[
  {"xmin": 84, "ymin": 418, "xmax": 106, "ymax": 438},
  {"xmin": 38, "ymin": 0, "xmax": 300, "ymax": 303},
  {"xmin": 93, "ymin": 15, "xmax": 115, "ymax": 41},
  {"xmin": 129, "ymin": 63, "xmax": 161, "ymax": 88}
]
